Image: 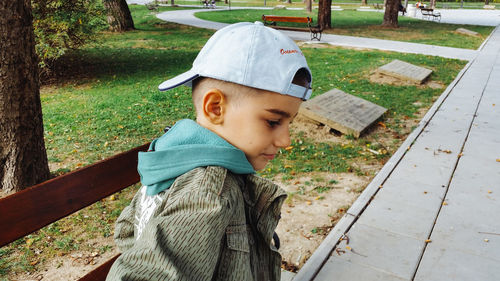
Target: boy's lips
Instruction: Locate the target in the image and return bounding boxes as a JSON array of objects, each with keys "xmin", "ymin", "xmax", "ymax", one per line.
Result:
[{"xmin": 263, "ymin": 153, "xmax": 276, "ymax": 160}]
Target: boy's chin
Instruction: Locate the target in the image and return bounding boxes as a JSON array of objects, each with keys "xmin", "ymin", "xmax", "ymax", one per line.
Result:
[{"xmin": 251, "ymin": 161, "xmax": 270, "ymax": 172}]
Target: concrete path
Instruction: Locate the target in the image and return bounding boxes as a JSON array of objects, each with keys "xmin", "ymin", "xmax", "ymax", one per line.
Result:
[
  {"xmin": 156, "ymin": 8, "xmax": 483, "ymax": 60},
  {"xmin": 435, "ymin": 9, "xmax": 500, "ymax": 26},
  {"xmin": 294, "ymin": 25, "xmax": 500, "ymax": 281}
]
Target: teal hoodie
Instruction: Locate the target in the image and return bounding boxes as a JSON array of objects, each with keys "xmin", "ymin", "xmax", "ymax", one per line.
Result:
[{"xmin": 138, "ymin": 119, "xmax": 255, "ymax": 195}]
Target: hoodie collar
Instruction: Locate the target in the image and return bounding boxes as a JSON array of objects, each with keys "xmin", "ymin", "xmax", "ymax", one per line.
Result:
[{"xmin": 138, "ymin": 119, "xmax": 255, "ymax": 195}]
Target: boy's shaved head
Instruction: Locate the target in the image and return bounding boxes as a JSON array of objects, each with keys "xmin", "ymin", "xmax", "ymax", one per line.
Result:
[
  {"xmin": 191, "ymin": 78, "xmax": 257, "ymax": 114},
  {"xmin": 191, "ymin": 69, "xmax": 310, "ymax": 116}
]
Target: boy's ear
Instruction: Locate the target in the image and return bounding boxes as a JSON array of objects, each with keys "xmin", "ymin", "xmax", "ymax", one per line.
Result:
[{"xmin": 201, "ymin": 89, "xmax": 227, "ymax": 125}]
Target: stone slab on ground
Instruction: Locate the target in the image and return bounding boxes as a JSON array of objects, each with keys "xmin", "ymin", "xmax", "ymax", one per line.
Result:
[
  {"xmin": 456, "ymin": 28, "xmax": 480, "ymax": 37},
  {"xmin": 376, "ymin": 59, "xmax": 433, "ymax": 84},
  {"xmin": 298, "ymin": 89, "xmax": 387, "ymax": 138}
]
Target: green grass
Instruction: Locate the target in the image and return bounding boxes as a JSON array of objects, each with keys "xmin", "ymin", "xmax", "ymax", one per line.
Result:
[
  {"xmin": 195, "ymin": 9, "xmax": 493, "ymax": 49},
  {"xmin": 1, "ymin": 4, "xmax": 471, "ymax": 278}
]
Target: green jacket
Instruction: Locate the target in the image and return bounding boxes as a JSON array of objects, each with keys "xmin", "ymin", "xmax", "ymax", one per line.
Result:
[{"xmin": 106, "ymin": 166, "xmax": 286, "ymax": 281}]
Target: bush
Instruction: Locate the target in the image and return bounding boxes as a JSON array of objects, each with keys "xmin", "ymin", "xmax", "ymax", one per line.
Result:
[{"xmin": 32, "ymin": 0, "xmax": 107, "ymax": 70}]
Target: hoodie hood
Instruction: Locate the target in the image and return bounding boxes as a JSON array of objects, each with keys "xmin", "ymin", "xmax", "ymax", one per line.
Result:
[{"xmin": 138, "ymin": 119, "xmax": 255, "ymax": 195}]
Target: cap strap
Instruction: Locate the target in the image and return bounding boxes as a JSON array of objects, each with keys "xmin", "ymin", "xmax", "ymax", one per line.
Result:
[{"xmin": 287, "ymin": 83, "xmax": 312, "ymax": 100}]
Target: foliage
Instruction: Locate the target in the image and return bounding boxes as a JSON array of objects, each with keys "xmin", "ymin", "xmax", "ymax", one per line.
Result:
[{"xmin": 32, "ymin": 0, "xmax": 107, "ymax": 70}]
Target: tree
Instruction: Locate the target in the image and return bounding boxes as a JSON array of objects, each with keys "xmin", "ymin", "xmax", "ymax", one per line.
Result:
[
  {"xmin": 361, "ymin": 0, "xmax": 368, "ymax": 6},
  {"xmin": 32, "ymin": 0, "xmax": 107, "ymax": 71},
  {"xmin": 306, "ymin": 0, "xmax": 312, "ymax": 13},
  {"xmin": 1, "ymin": 0, "xmax": 50, "ymax": 192},
  {"xmin": 382, "ymin": 0, "xmax": 400, "ymax": 27},
  {"xmin": 318, "ymin": 0, "xmax": 332, "ymax": 29},
  {"xmin": 103, "ymin": 0, "xmax": 134, "ymax": 32}
]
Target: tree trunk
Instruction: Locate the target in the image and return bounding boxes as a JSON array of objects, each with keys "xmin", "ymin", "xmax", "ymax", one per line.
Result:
[
  {"xmin": 318, "ymin": 0, "xmax": 332, "ymax": 29},
  {"xmin": 0, "ymin": 0, "xmax": 50, "ymax": 193},
  {"xmin": 485, "ymin": 0, "xmax": 490, "ymax": 5},
  {"xmin": 382, "ymin": 0, "xmax": 399, "ymax": 27},
  {"xmin": 429, "ymin": 0, "xmax": 436, "ymax": 8},
  {"xmin": 306, "ymin": 0, "xmax": 312, "ymax": 13},
  {"xmin": 361, "ymin": 0, "xmax": 367, "ymax": 6},
  {"xmin": 103, "ymin": 0, "xmax": 134, "ymax": 32}
]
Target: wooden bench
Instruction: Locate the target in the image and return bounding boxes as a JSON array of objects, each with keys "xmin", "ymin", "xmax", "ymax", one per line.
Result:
[
  {"xmin": 262, "ymin": 15, "xmax": 323, "ymax": 41},
  {"xmin": 0, "ymin": 143, "xmax": 149, "ymax": 280},
  {"xmin": 420, "ymin": 7, "xmax": 441, "ymax": 22}
]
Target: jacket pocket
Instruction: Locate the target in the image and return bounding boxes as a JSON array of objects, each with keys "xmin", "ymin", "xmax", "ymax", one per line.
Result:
[{"xmin": 226, "ymin": 225, "xmax": 250, "ymax": 253}]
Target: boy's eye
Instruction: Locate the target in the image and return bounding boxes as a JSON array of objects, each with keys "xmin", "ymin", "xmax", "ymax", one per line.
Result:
[{"xmin": 267, "ymin": 120, "xmax": 281, "ymax": 128}]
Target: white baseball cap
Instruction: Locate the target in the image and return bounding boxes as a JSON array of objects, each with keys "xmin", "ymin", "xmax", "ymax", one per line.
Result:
[{"xmin": 158, "ymin": 22, "xmax": 312, "ymax": 100}]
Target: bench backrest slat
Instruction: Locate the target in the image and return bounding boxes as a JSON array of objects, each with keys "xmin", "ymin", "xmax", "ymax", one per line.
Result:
[
  {"xmin": 0, "ymin": 143, "xmax": 149, "ymax": 247},
  {"xmin": 262, "ymin": 15, "xmax": 312, "ymax": 23},
  {"xmin": 79, "ymin": 254, "xmax": 120, "ymax": 281}
]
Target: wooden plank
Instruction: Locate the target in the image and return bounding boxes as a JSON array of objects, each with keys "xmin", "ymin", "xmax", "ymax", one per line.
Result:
[
  {"xmin": 0, "ymin": 143, "xmax": 149, "ymax": 247},
  {"xmin": 78, "ymin": 254, "xmax": 120, "ymax": 281},
  {"xmin": 262, "ymin": 15, "xmax": 312, "ymax": 23}
]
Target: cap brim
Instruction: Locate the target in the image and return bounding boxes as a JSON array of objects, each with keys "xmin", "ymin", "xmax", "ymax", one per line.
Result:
[{"xmin": 158, "ymin": 70, "xmax": 199, "ymax": 91}]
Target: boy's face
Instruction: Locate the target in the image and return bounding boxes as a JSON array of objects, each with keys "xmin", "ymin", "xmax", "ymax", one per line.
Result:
[{"xmin": 218, "ymin": 90, "xmax": 302, "ymax": 171}]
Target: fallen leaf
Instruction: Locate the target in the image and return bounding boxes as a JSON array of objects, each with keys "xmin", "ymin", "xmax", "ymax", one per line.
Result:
[
  {"xmin": 345, "ymin": 246, "xmax": 352, "ymax": 251},
  {"xmin": 26, "ymin": 238, "xmax": 34, "ymax": 247},
  {"xmin": 285, "ymin": 146, "xmax": 294, "ymax": 151},
  {"xmin": 425, "ymin": 239, "xmax": 432, "ymax": 243},
  {"xmin": 488, "ymin": 190, "xmax": 492, "ymax": 194},
  {"xmin": 306, "ymin": 201, "xmax": 312, "ymax": 205},
  {"xmin": 377, "ymin": 121, "xmax": 386, "ymax": 128},
  {"xmin": 442, "ymin": 201, "xmax": 448, "ymax": 206},
  {"xmin": 284, "ymin": 165, "xmax": 292, "ymax": 169},
  {"xmin": 484, "ymin": 239, "xmax": 489, "ymax": 242},
  {"xmin": 496, "ymin": 158, "xmax": 500, "ymax": 162}
]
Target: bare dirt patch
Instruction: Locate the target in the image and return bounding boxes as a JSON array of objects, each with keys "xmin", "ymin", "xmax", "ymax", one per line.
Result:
[
  {"xmin": 11, "ymin": 239, "xmax": 118, "ymax": 281},
  {"xmin": 276, "ymin": 172, "xmax": 370, "ymax": 269}
]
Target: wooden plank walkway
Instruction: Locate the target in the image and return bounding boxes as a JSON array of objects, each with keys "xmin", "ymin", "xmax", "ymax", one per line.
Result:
[{"xmin": 294, "ymin": 25, "xmax": 500, "ymax": 281}]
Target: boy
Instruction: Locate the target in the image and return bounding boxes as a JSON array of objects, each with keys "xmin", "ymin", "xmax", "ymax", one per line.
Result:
[{"xmin": 107, "ymin": 22, "xmax": 312, "ymax": 281}]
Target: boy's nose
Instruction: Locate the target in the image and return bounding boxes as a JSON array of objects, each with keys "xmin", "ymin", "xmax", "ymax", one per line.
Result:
[{"xmin": 274, "ymin": 127, "xmax": 291, "ymax": 148}]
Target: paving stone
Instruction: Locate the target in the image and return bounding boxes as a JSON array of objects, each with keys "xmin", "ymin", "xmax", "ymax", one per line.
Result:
[
  {"xmin": 298, "ymin": 89, "xmax": 387, "ymax": 138},
  {"xmin": 415, "ymin": 247, "xmax": 500, "ymax": 281},
  {"xmin": 428, "ymin": 193, "xmax": 500, "ymax": 261},
  {"xmin": 376, "ymin": 59, "xmax": 433, "ymax": 84},
  {"xmin": 355, "ymin": 190, "xmax": 439, "ymax": 240},
  {"xmin": 326, "ymin": 223, "xmax": 425, "ymax": 280},
  {"xmin": 315, "ymin": 256, "xmax": 407, "ymax": 281}
]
